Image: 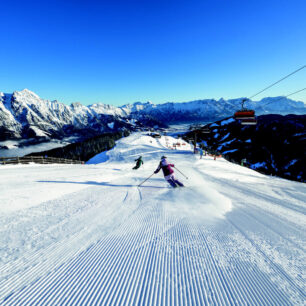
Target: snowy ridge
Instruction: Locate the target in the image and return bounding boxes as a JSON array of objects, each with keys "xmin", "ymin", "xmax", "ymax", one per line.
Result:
[
  {"xmin": 0, "ymin": 89, "xmax": 131, "ymax": 140},
  {"xmin": 120, "ymin": 96, "xmax": 306, "ymax": 122},
  {"xmin": 0, "ymin": 133, "xmax": 305, "ymax": 304},
  {"xmin": 1, "ymin": 89, "xmax": 305, "ymax": 140}
]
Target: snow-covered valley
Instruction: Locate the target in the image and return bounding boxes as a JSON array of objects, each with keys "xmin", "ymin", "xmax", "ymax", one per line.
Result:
[
  {"xmin": 0, "ymin": 133, "xmax": 305, "ymax": 305},
  {"xmin": 0, "ymin": 137, "xmax": 77, "ymax": 158}
]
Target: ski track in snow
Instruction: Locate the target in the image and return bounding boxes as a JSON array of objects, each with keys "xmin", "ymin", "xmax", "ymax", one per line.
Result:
[{"xmin": 0, "ymin": 133, "xmax": 305, "ymax": 305}]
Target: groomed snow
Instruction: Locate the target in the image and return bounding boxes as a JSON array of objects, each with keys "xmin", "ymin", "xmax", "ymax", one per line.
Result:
[{"xmin": 0, "ymin": 133, "xmax": 305, "ymax": 305}]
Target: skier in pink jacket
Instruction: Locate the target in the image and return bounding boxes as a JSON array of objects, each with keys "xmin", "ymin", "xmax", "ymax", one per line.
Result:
[{"xmin": 154, "ymin": 156, "xmax": 184, "ymax": 188}]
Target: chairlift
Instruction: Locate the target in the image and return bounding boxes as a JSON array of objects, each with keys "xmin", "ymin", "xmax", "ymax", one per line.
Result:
[
  {"xmin": 240, "ymin": 118, "xmax": 257, "ymax": 125},
  {"xmin": 201, "ymin": 127, "xmax": 211, "ymax": 133},
  {"xmin": 234, "ymin": 99, "xmax": 257, "ymax": 125}
]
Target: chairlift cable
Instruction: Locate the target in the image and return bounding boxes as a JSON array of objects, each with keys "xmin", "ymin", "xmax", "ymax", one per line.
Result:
[
  {"xmin": 261, "ymin": 87, "xmax": 306, "ymax": 107},
  {"xmin": 286, "ymin": 87, "xmax": 306, "ymax": 98},
  {"xmin": 233, "ymin": 66, "xmax": 305, "ymax": 126},
  {"xmin": 248, "ymin": 65, "xmax": 306, "ymax": 100}
]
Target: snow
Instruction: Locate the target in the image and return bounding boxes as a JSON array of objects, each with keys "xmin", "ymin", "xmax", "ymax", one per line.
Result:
[
  {"xmin": 220, "ymin": 117, "xmax": 235, "ymax": 125},
  {"xmin": 210, "ymin": 123, "xmax": 219, "ymax": 127},
  {"xmin": 294, "ymin": 132, "xmax": 306, "ymax": 136},
  {"xmin": 284, "ymin": 159, "xmax": 298, "ymax": 169},
  {"xmin": 29, "ymin": 126, "xmax": 50, "ymax": 137},
  {"xmin": 0, "ymin": 138, "xmax": 76, "ymax": 157},
  {"xmin": 1, "ymin": 89, "xmax": 306, "ymax": 144},
  {"xmin": 107, "ymin": 122, "xmax": 114, "ymax": 129},
  {"xmin": 220, "ymin": 132, "xmax": 230, "ymax": 142},
  {"xmin": 0, "ymin": 132, "xmax": 305, "ymax": 305},
  {"xmin": 0, "ymin": 140, "xmax": 18, "ymax": 150},
  {"xmin": 87, "ymin": 150, "xmax": 110, "ymax": 164},
  {"xmin": 222, "ymin": 148, "xmax": 238, "ymax": 154},
  {"xmin": 167, "ymin": 123, "xmax": 194, "ymax": 136},
  {"xmin": 217, "ymin": 138, "xmax": 237, "ymax": 151},
  {"xmin": 250, "ymin": 161, "xmax": 267, "ymax": 169}
]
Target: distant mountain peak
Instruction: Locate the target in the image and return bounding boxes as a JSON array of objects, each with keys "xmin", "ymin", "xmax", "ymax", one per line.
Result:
[
  {"xmin": 14, "ymin": 88, "xmax": 40, "ymax": 99},
  {"xmin": 70, "ymin": 102, "xmax": 83, "ymax": 107}
]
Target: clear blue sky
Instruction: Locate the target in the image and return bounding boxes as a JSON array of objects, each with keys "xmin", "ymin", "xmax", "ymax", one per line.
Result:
[{"xmin": 1, "ymin": 0, "xmax": 305, "ymax": 105}]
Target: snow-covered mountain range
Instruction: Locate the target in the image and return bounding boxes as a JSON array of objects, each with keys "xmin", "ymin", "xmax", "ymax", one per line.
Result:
[
  {"xmin": 0, "ymin": 89, "xmax": 131, "ymax": 140},
  {"xmin": 1, "ymin": 89, "xmax": 305, "ymax": 140}
]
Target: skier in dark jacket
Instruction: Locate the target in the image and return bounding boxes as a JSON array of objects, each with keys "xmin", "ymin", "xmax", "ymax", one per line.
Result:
[
  {"xmin": 133, "ymin": 156, "xmax": 143, "ymax": 170},
  {"xmin": 154, "ymin": 156, "xmax": 184, "ymax": 188}
]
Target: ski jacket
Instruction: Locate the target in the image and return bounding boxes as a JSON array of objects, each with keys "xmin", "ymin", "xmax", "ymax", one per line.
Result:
[
  {"xmin": 136, "ymin": 159, "xmax": 143, "ymax": 166},
  {"xmin": 135, "ymin": 157, "xmax": 143, "ymax": 165},
  {"xmin": 135, "ymin": 159, "xmax": 143, "ymax": 167},
  {"xmin": 154, "ymin": 159, "xmax": 174, "ymax": 177}
]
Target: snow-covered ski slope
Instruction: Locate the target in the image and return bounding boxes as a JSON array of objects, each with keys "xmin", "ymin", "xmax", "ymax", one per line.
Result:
[{"xmin": 1, "ymin": 133, "xmax": 305, "ymax": 305}]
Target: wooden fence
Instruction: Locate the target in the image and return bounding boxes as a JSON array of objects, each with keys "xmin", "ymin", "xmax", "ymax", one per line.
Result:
[{"xmin": 0, "ymin": 156, "xmax": 84, "ymax": 165}]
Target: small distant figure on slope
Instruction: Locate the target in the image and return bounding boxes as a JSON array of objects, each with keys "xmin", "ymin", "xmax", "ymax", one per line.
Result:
[
  {"xmin": 154, "ymin": 156, "xmax": 184, "ymax": 188},
  {"xmin": 199, "ymin": 148, "xmax": 203, "ymax": 159},
  {"xmin": 133, "ymin": 156, "xmax": 143, "ymax": 170}
]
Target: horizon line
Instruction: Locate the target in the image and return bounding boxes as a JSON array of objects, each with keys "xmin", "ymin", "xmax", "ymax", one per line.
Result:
[{"xmin": 2, "ymin": 88, "xmax": 306, "ymax": 106}]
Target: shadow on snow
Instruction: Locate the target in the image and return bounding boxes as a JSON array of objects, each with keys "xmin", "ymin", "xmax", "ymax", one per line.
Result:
[{"xmin": 38, "ymin": 180, "xmax": 169, "ymax": 189}]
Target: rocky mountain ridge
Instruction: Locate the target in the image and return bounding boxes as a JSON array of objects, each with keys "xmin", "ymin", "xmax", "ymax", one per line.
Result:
[
  {"xmin": 1, "ymin": 89, "xmax": 305, "ymax": 141},
  {"xmin": 0, "ymin": 89, "xmax": 161, "ymax": 141}
]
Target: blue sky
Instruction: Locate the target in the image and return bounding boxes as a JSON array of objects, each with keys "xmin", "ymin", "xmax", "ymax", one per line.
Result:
[{"xmin": 1, "ymin": 0, "xmax": 305, "ymax": 106}]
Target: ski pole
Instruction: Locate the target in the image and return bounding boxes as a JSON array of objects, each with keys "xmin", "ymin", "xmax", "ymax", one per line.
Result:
[
  {"xmin": 174, "ymin": 166, "xmax": 188, "ymax": 179},
  {"xmin": 138, "ymin": 173, "xmax": 155, "ymax": 187}
]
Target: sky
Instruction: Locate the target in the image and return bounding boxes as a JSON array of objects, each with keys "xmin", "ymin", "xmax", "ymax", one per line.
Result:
[{"xmin": 0, "ymin": 0, "xmax": 305, "ymax": 106}]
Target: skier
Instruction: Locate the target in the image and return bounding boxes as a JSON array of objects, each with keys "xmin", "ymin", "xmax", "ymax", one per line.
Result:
[
  {"xmin": 199, "ymin": 148, "xmax": 203, "ymax": 159},
  {"xmin": 154, "ymin": 156, "xmax": 184, "ymax": 188},
  {"xmin": 133, "ymin": 156, "xmax": 143, "ymax": 170}
]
